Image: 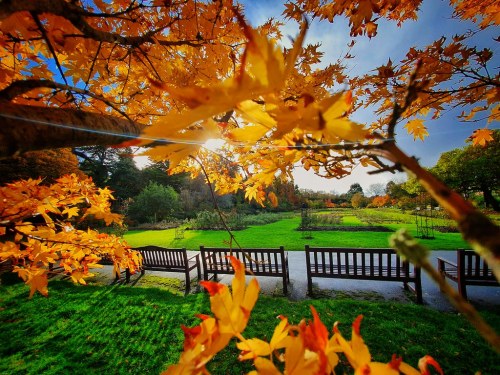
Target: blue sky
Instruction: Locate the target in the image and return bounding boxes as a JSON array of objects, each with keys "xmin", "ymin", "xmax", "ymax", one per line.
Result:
[{"xmin": 240, "ymin": 0, "xmax": 499, "ymax": 194}]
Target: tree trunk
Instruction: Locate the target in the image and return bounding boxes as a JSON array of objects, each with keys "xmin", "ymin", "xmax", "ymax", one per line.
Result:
[
  {"xmin": 0, "ymin": 101, "xmax": 146, "ymax": 158},
  {"xmin": 482, "ymin": 187, "xmax": 500, "ymax": 212}
]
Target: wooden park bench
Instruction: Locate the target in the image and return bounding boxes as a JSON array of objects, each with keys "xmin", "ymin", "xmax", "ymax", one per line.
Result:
[
  {"xmin": 133, "ymin": 246, "xmax": 201, "ymax": 294},
  {"xmin": 305, "ymin": 246, "xmax": 423, "ymax": 303},
  {"xmin": 200, "ymin": 246, "xmax": 290, "ymax": 295},
  {"xmin": 437, "ymin": 249, "xmax": 499, "ymax": 299}
]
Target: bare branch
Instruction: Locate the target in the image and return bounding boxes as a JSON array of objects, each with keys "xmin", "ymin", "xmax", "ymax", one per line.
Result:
[{"xmin": 0, "ymin": 100, "xmax": 145, "ymax": 157}]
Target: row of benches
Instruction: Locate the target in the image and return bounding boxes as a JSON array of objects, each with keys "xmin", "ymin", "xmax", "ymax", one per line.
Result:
[{"xmin": 122, "ymin": 246, "xmax": 498, "ymax": 302}]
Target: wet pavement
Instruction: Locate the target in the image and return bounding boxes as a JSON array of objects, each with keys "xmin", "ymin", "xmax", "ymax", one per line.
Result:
[{"xmin": 97, "ymin": 250, "xmax": 499, "ymax": 312}]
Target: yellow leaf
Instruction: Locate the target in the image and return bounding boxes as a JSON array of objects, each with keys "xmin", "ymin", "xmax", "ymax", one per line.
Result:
[
  {"xmin": 0, "ymin": 241, "xmax": 22, "ymax": 259},
  {"xmin": 142, "ymin": 19, "xmax": 307, "ymax": 161},
  {"xmin": 470, "ymin": 128, "xmax": 493, "ymax": 146},
  {"xmin": 236, "ymin": 100, "xmax": 277, "ymax": 129},
  {"xmin": 488, "ymin": 104, "xmax": 499, "ymax": 123},
  {"xmin": 229, "ymin": 124, "xmax": 270, "ymax": 143},
  {"xmin": 62, "ymin": 206, "xmax": 79, "ymax": 219},
  {"xmin": 359, "ymin": 157, "xmax": 380, "ymax": 168},
  {"xmin": 284, "ymin": 336, "xmax": 320, "ymax": 374},
  {"xmin": 404, "ymin": 119, "xmax": 429, "ymax": 141},
  {"xmin": 251, "ymin": 357, "xmax": 282, "ymax": 375},
  {"xmin": 236, "ymin": 338, "xmax": 271, "ymax": 360},
  {"xmin": 201, "ymin": 256, "xmax": 260, "ymax": 336},
  {"xmin": 70, "ymin": 270, "xmax": 91, "ymax": 285},
  {"xmin": 269, "ymin": 315, "xmax": 291, "ymax": 350},
  {"xmin": 350, "ymin": 316, "xmax": 371, "ymax": 366},
  {"xmin": 27, "ymin": 270, "xmax": 48, "ymax": 298}
]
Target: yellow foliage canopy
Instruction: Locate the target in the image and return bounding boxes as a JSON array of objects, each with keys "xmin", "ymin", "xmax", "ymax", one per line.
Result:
[{"xmin": 0, "ymin": 174, "xmax": 141, "ymax": 297}]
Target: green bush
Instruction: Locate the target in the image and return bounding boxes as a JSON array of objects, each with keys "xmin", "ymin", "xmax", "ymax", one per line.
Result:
[
  {"xmin": 191, "ymin": 210, "xmax": 245, "ymax": 230},
  {"xmin": 241, "ymin": 212, "xmax": 292, "ymax": 226},
  {"xmin": 128, "ymin": 182, "xmax": 179, "ymax": 224}
]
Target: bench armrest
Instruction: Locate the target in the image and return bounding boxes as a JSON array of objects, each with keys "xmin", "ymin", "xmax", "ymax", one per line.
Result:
[
  {"xmin": 437, "ymin": 257, "xmax": 457, "ymax": 270},
  {"xmin": 188, "ymin": 254, "xmax": 199, "ymax": 262}
]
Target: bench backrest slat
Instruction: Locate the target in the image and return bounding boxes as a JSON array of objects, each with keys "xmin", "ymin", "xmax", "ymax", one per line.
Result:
[
  {"xmin": 305, "ymin": 246, "xmax": 413, "ymax": 280},
  {"xmin": 134, "ymin": 246, "xmax": 188, "ymax": 268},
  {"xmin": 396, "ymin": 256, "xmax": 401, "ymax": 278},
  {"xmin": 361, "ymin": 254, "xmax": 366, "ymax": 276},
  {"xmin": 369, "ymin": 252, "xmax": 374, "ymax": 276},
  {"xmin": 201, "ymin": 246, "xmax": 287, "ymax": 276},
  {"xmin": 459, "ymin": 249, "xmax": 494, "ymax": 279}
]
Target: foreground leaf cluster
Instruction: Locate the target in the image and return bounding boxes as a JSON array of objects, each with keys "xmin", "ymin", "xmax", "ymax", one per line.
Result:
[
  {"xmin": 166, "ymin": 257, "xmax": 443, "ymax": 375},
  {"xmin": 0, "ymin": 174, "xmax": 141, "ymax": 297}
]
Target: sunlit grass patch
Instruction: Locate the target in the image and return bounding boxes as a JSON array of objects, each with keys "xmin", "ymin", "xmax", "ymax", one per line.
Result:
[
  {"xmin": 124, "ymin": 214, "xmax": 471, "ymax": 250},
  {"xmin": 1, "ymin": 281, "xmax": 498, "ymax": 374}
]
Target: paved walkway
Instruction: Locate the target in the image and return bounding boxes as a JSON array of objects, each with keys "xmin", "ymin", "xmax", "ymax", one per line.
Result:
[{"xmin": 98, "ymin": 251, "xmax": 499, "ymax": 312}]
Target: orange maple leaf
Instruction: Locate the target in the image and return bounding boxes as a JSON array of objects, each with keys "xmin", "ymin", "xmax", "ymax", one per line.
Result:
[
  {"xmin": 28, "ymin": 271, "xmax": 49, "ymax": 298},
  {"xmin": 404, "ymin": 119, "xmax": 429, "ymax": 141},
  {"xmin": 470, "ymin": 128, "xmax": 494, "ymax": 146}
]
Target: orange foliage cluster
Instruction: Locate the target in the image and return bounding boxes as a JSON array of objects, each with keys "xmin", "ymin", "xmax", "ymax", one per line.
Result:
[
  {"xmin": 352, "ymin": 32, "xmax": 498, "ymax": 143},
  {"xmin": 0, "ymin": 0, "xmax": 246, "ymax": 120},
  {"xmin": 284, "ymin": 0, "xmax": 422, "ymax": 37},
  {"xmin": 370, "ymin": 195, "xmax": 390, "ymax": 208},
  {"xmin": 143, "ymin": 17, "xmax": 369, "ymax": 207},
  {"xmin": 166, "ymin": 257, "xmax": 443, "ymax": 375},
  {"xmin": 0, "ymin": 174, "xmax": 141, "ymax": 297},
  {"xmin": 0, "ymin": 1, "xmax": 497, "ymax": 208}
]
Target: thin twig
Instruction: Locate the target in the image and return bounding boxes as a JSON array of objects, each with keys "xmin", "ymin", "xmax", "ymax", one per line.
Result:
[{"xmin": 190, "ymin": 156, "xmax": 263, "ymax": 267}]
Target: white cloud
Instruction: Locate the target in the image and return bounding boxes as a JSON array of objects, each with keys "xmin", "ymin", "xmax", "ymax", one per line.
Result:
[{"xmin": 293, "ymin": 163, "xmax": 404, "ymax": 195}]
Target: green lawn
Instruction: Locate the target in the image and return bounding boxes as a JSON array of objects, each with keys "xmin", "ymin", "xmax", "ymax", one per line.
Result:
[
  {"xmin": 124, "ymin": 216, "xmax": 471, "ymax": 250},
  {"xmin": 1, "ymin": 280, "xmax": 498, "ymax": 374}
]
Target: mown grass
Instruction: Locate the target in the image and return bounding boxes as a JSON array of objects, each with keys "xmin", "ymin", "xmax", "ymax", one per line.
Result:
[
  {"xmin": 1, "ymin": 280, "xmax": 498, "ymax": 374},
  {"xmin": 124, "ymin": 216, "xmax": 471, "ymax": 250}
]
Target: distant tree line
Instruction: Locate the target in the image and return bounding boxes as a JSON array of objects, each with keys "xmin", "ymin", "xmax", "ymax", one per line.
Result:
[{"xmin": 0, "ymin": 131, "xmax": 497, "ymax": 227}]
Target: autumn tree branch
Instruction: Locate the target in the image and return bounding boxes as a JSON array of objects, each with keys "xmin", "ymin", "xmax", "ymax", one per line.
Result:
[
  {"xmin": 0, "ymin": 79, "xmax": 132, "ymax": 120},
  {"xmin": 0, "ymin": 0, "xmax": 204, "ymax": 48},
  {"xmin": 0, "ymin": 101, "xmax": 145, "ymax": 157}
]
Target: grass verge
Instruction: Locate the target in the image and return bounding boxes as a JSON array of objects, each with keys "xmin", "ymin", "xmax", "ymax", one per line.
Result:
[
  {"xmin": 1, "ymin": 280, "xmax": 498, "ymax": 374},
  {"xmin": 124, "ymin": 217, "xmax": 471, "ymax": 250}
]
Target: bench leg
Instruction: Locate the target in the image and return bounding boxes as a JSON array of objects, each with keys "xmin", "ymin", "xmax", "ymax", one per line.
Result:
[
  {"xmin": 307, "ymin": 276, "xmax": 313, "ymax": 296},
  {"xmin": 403, "ymin": 281, "xmax": 409, "ymax": 291},
  {"xmin": 458, "ymin": 281, "xmax": 468, "ymax": 300},
  {"xmin": 185, "ymin": 272, "xmax": 191, "ymax": 295},
  {"xmin": 414, "ymin": 268, "xmax": 423, "ymax": 304},
  {"xmin": 415, "ymin": 281, "xmax": 423, "ymax": 304},
  {"xmin": 126, "ymin": 268, "xmax": 130, "ymax": 283},
  {"xmin": 283, "ymin": 275, "xmax": 288, "ymax": 296}
]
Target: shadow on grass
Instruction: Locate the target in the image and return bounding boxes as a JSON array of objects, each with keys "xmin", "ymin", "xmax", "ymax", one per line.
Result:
[
  {"xmin": 307, "ymin": 284, "xmax": 418, "ymax": 304},
  {"xmin": 1, "ymin": 277, "xmax": 499, "ymax": 374},
  {"xmin": 0, "ymin": 280, "xmax": 209, "ymax": 375}
]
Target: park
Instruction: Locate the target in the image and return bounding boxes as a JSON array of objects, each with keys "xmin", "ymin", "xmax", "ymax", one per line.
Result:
[{"xmin": 0, "ymin": 1, "xmax": 499, "ymax": 374}]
